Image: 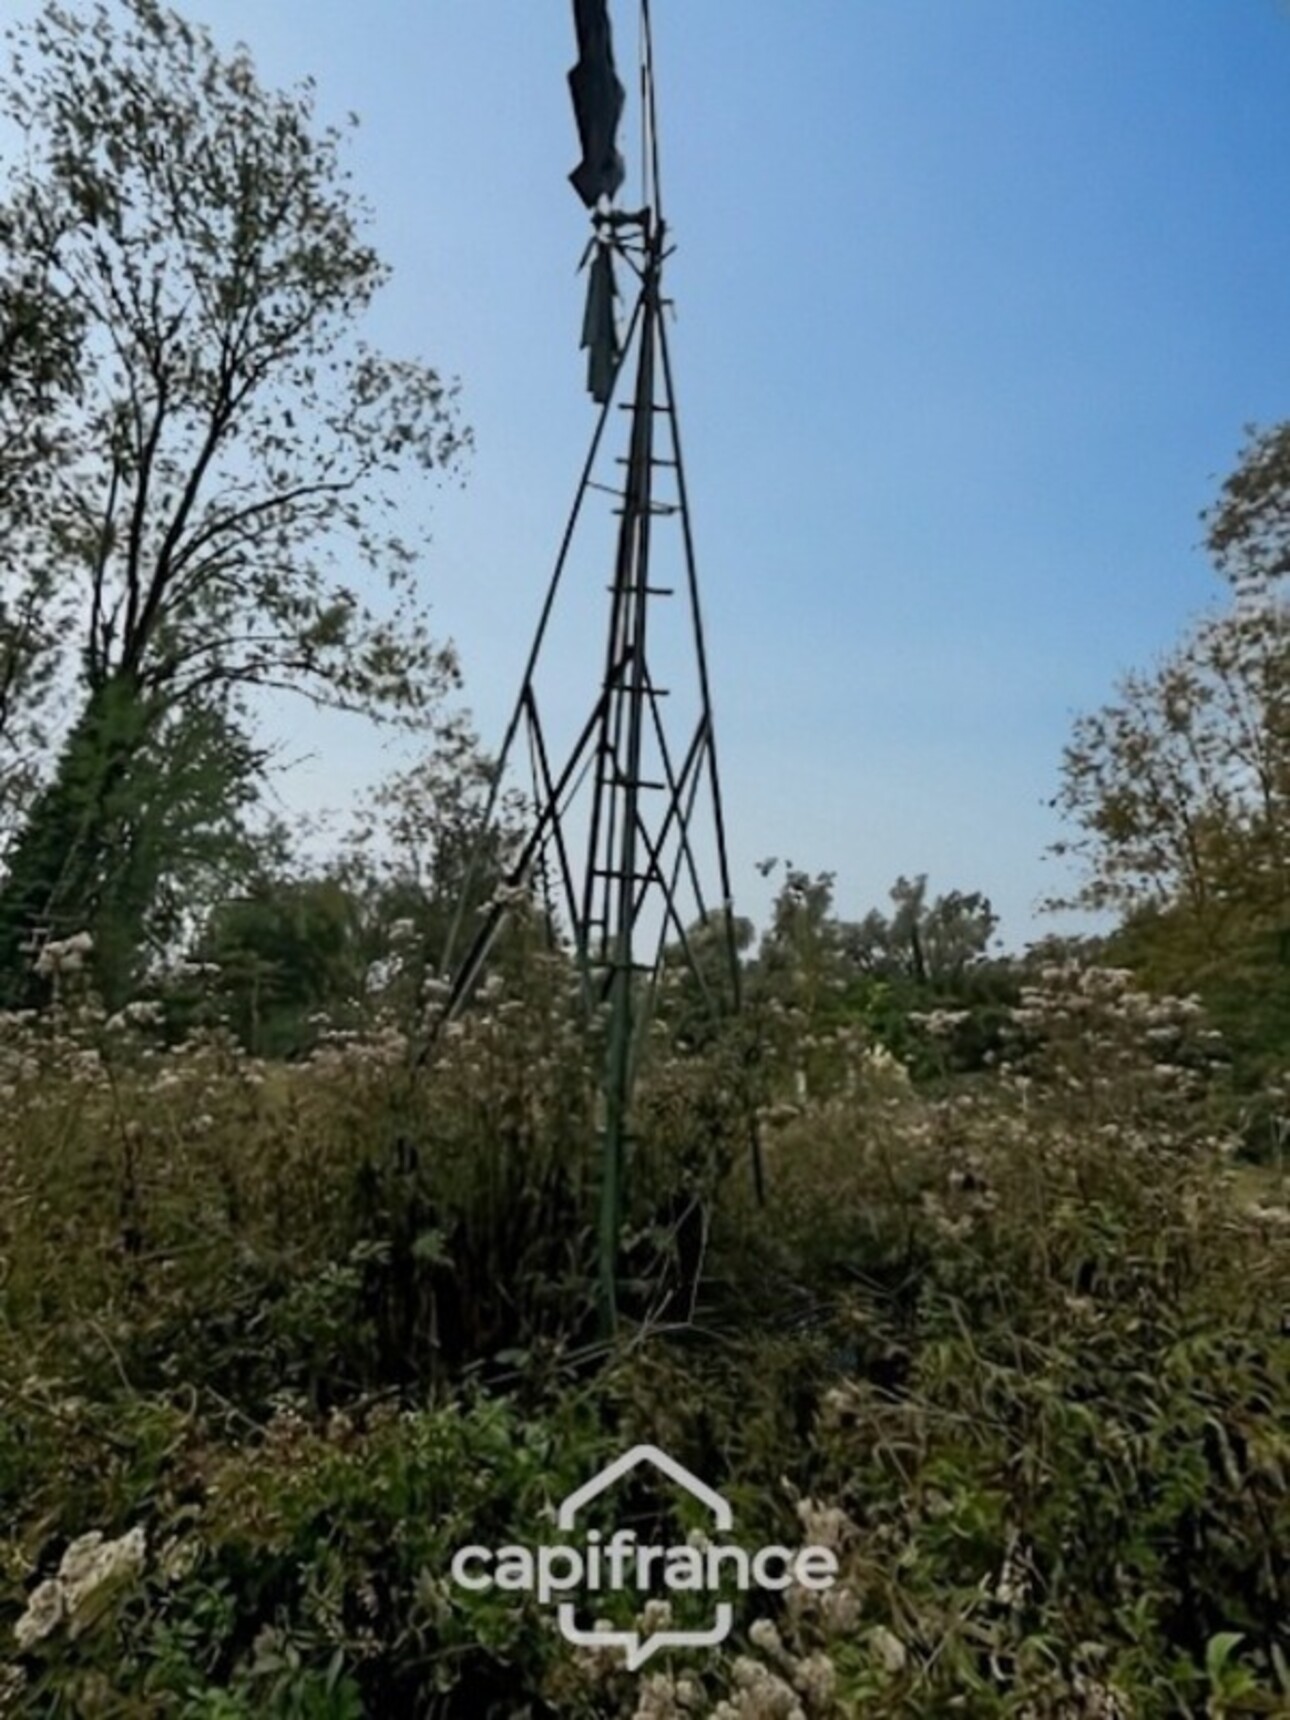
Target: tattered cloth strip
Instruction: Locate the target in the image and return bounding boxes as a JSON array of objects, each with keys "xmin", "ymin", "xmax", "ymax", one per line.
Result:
[
  {"xmin": 580, "ymin": 240, "xmax": 619, "ymax": 404},
  {"xmin": 568, "ymin": 0, "xmax": 625, "ymax": 209}
]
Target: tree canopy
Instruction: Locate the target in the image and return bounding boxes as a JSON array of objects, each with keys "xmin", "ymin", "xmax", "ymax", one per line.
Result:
[
  {"xmin": 0, "ymin": 0, "xmax": 469, "ymax": 1001},
  {"xmin": 1051, "ymin": 423, "xmax": 1290, "ymax": 1075}
]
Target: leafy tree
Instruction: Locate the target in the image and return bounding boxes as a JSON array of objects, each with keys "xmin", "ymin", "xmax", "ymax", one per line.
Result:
[
  {"xmin": 650, "ymin": 906, "xmax": 755, "ymax": 1057},
  {"xmin": 753, "ymin": 865, "xmax": 848, "ymax": 1020},
  {"xmin": 176, "ymin": 718, "xmax": 512, "ymax": 1054},
  {"xmin": 1208, "ymin": 419, "xmax": 1290, "ymax": 589},
  {"xmin": 1051, "ymin": 426, "xmax": 1290, "ymax": 1077},
  {"xmin": 1049, "ymin": 611, "xmax": 1287, "ymax": 928},
  {"xmin": 849, "ymin": 872, "xmax": 999, "ymax": 988},
  {"xmin": 194, "ymin": 873, "xmax": 366, "ymax": 1056},
  {"xmin": 0, "ymin": 0, "xmax": 468, "ymax": 1001},
  {"xmin": 349, "ymin": 714, "xmax": 507, "ymax": 929},
  {"xmin": 0, "ymin": 243, "xmax": 81, "ymax": 823},
  {"xmin": 9, "ymin": 689, "xmax": 273, "ymax": 1004},
  {"xmin": 751, "ymin": 866, "xmax": 1001, "ymax": 1016},
  {"xmin": 746, "ymin": 866, "xmax": 1010, "ymax": 1088},
  {"xmin": 335, "ymin": 713, "xmax": 523, "ymax": 1009}
]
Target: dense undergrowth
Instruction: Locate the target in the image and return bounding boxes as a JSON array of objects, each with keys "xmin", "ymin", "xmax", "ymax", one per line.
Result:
[{"xmin": 2, "ymin": 956, "xmax": 1290, "ymax": 1717}]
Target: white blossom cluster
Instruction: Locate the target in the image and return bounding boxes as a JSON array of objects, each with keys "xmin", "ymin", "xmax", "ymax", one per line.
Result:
[
  {"xmin": 32, "ymin": 930, "xmax": 94, "ymax": 979},
  {"xmin": 13, "ymin": 1526, "xmax": 146, "ymax": 1650}
]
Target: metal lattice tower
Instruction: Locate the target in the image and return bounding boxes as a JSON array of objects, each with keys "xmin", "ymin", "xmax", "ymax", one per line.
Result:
[{"xmin": 431, "ymin": 1, "xmax": 755, "ymax": 1326}]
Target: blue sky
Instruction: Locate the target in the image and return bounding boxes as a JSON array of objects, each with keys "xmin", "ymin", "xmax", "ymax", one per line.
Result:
[{"xmin": 20, "ymin": 0, "xmax": 1290, "ymax": 949}]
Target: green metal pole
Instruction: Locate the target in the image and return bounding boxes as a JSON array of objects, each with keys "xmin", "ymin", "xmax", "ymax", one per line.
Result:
[{"xmin": 597, "ymin": 220, "xmax": 661, "ymax": 1334}]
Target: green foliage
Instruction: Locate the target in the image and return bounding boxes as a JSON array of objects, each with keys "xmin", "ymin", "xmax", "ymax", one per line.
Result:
[
  {"xmin": 0, "ymin": 259, "xmax": 80, "ymax": 825},
  {"xmin": 1051, "ymin": 424, "xmax": 1290, "ymax": 1091},
  {"xmin": 194, "ymin": 877, "xmax": 366, "ymax": 1057},
  {"xmin": 634, "ymin": 964, "xmax": 1290, "ymax": 1716},
  {"xmin": 849, "ymin": 871, "xmax": 1000, "ymax": 990},
  {"xmin": 746, "ymin": 865, "xmax": 1015, "ymax": 1093},
  {"xmin": 0, "ymin": 681, "xmax": 269, "ymax": 1008},
  {"xmin": 0, "ymin": 1386, "xmax": 610, "ymax": 1716},
  {"xmin": 0, "ymin": 0, "xmax": 468, "ymax": 999},
  {"xmin": 3, "ymin": 958, "xmax": 1289, "ymax": 1714}
]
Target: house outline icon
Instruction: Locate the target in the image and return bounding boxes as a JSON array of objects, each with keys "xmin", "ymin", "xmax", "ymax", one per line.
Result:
[{"xmin": 554, "ymin": 1442, "xmax": 735, "ymax": 1670}]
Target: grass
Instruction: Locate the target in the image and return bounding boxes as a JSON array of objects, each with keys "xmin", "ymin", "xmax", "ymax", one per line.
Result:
[{"xmin": 2, "ymin": 958, "xmax": 1289, "ymax": 1715}]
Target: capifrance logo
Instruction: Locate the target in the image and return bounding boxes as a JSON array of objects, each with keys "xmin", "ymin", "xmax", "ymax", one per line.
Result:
[{"xmin": 450, "ymin": 1443, "xmax": 838, "ymax": 1670}]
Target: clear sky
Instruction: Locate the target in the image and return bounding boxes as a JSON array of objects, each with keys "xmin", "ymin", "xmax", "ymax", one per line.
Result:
[{"xmin": 17, "ymin": 1, "xmax": 1290, "ymax": 949}]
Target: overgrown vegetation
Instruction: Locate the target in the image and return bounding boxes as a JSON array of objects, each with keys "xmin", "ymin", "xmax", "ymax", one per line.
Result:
[
  {"xmin": 6, "ymin": 0, "xmax": 1290, "ymax": 1714},
  {"xmin": 2, "ymin": 929, "xmax": 1290, "ymax": 1716}
]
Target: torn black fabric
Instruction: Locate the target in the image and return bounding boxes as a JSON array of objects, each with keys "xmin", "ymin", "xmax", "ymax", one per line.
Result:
[
  {"xmin": 568, "ymin": 0, "xmax": 625, "ymax": 208},
  {"xmin": 580, "ymin": 241, "xmax": 619, "ymax": 402}
]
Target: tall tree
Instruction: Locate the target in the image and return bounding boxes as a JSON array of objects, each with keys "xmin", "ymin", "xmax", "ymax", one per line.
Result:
[
  {"xmin": 1051, "ymin": 426, "xmax": 1290, "ymax": 1068},
  {"xmin": 850, "ymin": 872, "xmax": 999, "ymax": 988},
  {"xmin": 0, "ymin": 243, "xmax": 81, "ymax": 823},
  {"xmin": 0, "ymin": 0, "xmax": 468, "ymax": 1000},
  {"xmin": 1051, "ymin": 438, "xmax": 1290, "ymax": 931}
]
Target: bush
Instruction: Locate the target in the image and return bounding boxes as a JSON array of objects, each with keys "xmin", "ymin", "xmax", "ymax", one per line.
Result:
[{"xmin": 3, "ymin": 960, "xmax": 1290, "ymax": 1713}]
